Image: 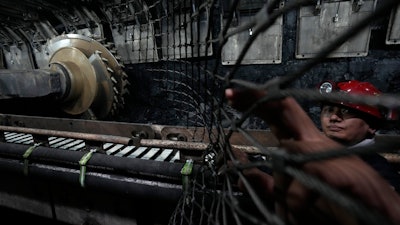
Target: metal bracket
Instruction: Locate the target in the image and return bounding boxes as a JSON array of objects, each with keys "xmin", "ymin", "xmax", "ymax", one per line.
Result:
[
  {"xmin": 314, "ymin": 0, "xmax": 322, "ymax": 15},
  {"xmin": 352, "ymin": 0, "xmax": 364, "ymax": 12},
  {"xmin": 79, "ymin": 149, "xmax": 96, "ymax": 188},
  {"xmin": 181, "ymin": 159, "xmax": 194, "ymax": 205},
  {"xmin": 23, "ymin": 143, "xmax": 42, "ymax": 176}
]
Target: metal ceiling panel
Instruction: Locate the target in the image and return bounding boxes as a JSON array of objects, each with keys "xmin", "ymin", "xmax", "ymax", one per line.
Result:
[
  {"xmin": 221, "ymin": 14, "xmax": 283, "ymax": 65},
  {"xmin": 0, "ymin": 48, "xmax": 3, "ymax": 68},
  {"xmin": 296, "ymin": 0, "xmax": 377, "ymax": 59},
  {"xmin": 386, "ymin": 5, "xmax": 400, "ymax": 44}
]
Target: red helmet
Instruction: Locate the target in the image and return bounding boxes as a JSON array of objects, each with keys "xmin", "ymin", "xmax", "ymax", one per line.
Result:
[{"xmin": 318, "ymin": 80, "xmax": 383, "ymax": 119}]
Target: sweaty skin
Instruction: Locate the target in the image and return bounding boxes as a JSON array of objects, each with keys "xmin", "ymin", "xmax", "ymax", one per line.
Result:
[{"xmin": 225, "ymin": 88, "xmax": 400, "ymax": 225}]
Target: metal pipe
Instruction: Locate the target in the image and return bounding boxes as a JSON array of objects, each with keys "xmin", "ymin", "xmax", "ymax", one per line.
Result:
[
  {"xmin": 0, "ymin": 156, "xmax": 183, "ymax": 202},
  {"xmin": 139, "ymin": 138, "xmax": 270, "ymax": 154},
  {"xmin": 0, "ymin": 141, "xmax": 187, "ymax": 201},
  {"xmin": 0, "ymin": 125, "xmax": 133, "ymax": 145},
  {"xmin": 0, "ymin": 125, "xmax": 267, "ymax": 153},
  {"xmin": 0, "ymin": 142, "xmax": 186, "ymax": 180}
]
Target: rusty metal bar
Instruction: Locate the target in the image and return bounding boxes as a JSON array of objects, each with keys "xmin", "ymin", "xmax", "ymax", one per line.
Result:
[
  {"xmin": 137, "ymin": 139, "xmax": 208, "ymax": 151},
  {"xmin": 0, "ymin": 125, "xmax": 270, "ymax": 154},
  {"xmin": 0, "ymin": 125, "xmax": 132, "ymax": 145},
  {"xmin": 138, "ymin": 139, "xmax": 273, "ymax": 153}
]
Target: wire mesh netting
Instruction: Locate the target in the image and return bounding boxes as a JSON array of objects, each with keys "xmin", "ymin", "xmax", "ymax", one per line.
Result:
[{"xmin": 116, "ymin": 0, "xmax": 400, "ymax": 225}]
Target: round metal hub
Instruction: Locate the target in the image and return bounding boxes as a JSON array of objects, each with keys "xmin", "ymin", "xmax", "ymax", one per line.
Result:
[
  {"xmin": 49, "ymin": 47, "xmax": 97, "ymax": 115},
  {"xmin": 44, "ymin": 34, "xmax": 129, "ymax": 119}
]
